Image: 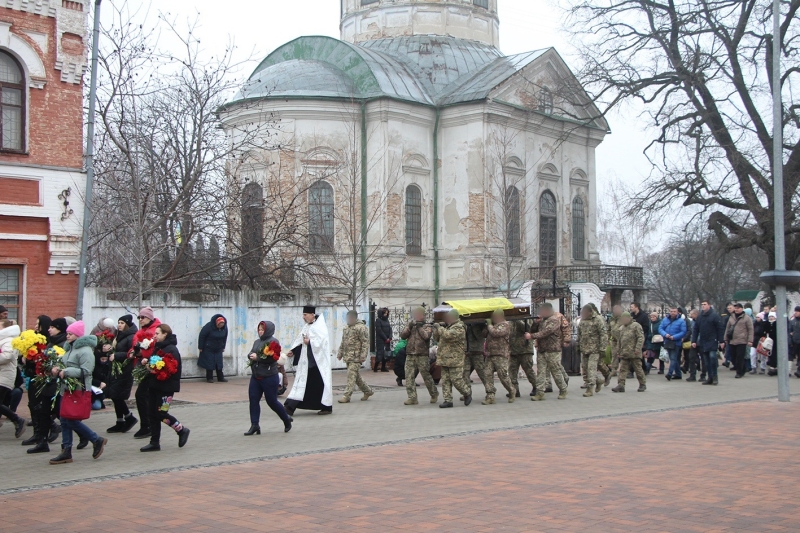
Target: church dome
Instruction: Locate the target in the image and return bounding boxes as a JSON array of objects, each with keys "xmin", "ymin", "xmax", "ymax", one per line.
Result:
[{"xmin": 236, "ymin": 59, "xmax": 358, "ymax": 100}]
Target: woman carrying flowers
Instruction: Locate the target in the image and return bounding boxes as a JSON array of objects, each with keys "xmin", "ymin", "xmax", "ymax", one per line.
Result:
[
  {"xmin": 244, "ymin": 321, "xmax": 292, "ymax": 436},
  {"xmin": 22, "ymin": 316, "xmax": 63, "ymax": 454},
  {"xmin": 49, "ymin": 321, "xmax": 108, "ymax": 465},
  {"xmin": 138, "ymin": 324, "xmax": 190, "ymax": 452},
  {"xmin": 104, "ymin": 314, "xmax": 138, "ymax": 433}
]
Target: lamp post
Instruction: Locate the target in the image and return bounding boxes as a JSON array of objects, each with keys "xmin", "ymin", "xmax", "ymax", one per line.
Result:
[{"xmin": 759, "ymin": 0, "xmax": 800, "ymax": 402}]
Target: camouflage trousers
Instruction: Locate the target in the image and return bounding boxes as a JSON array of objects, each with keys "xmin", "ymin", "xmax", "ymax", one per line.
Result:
[
  {"xmin": 597, "ymin": 360, "xmax": 611, "ymax": 381},
  {"xmin": 536, "ymin": 351, "xmax": 568, "ymax": 394},
  {"xmin": 509, "ymin": 353, "xmax": 536, "ymax": 391},
  {"xmin": 580, "ymin": 353, "xmax": 601, "ymax": 388},
  {"xmin": 617, "ymin": 358, "xmax": 646, "ymax": 387},
  {"xmin": 484, "ymin": 355, "xmax": 515, "ymax": 398},
  {"xmin": 463, "ymin": 352, "xmax": 490, "ymax": 389},
  {"xmin": 405, "ymin": 354, "xmax": 438, "ymax": 400},
  {"xmin": 342, "ymin": 361, "xmax": 372, "ymax": 399},
  {"xmin": 441, "ymin": 365, "xmax": 471, "ymax": 403}
]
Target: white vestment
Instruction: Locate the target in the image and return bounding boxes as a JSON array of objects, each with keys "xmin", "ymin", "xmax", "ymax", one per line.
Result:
[{"xmin": 286, "ymin": 314, "xmax": 333, "ymax": 407}]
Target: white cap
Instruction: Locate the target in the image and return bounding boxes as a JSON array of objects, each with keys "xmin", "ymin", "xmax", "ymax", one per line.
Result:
[{"xmin": 102, "ymin": 318, "xmax": 116, "ymax": 329}]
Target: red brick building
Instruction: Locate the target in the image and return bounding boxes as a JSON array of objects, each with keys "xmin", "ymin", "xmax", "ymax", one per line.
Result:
[{"xmin": 0, "ymin": 0, "xmax": 88, "ymax": 328}]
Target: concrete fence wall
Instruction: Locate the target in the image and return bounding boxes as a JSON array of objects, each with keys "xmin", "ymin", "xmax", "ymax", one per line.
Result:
[{"xmin": 82, "ymin": 288, "xmax": 360, "ymax": 378}]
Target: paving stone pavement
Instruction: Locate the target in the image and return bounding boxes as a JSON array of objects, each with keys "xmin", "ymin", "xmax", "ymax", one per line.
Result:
[{"xmin": 0, "ymin": 368, "xmax": 791, "ymax": 496}]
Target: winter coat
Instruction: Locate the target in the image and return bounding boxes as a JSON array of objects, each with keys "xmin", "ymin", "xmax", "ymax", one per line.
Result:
[
  {"xmin": 645, "ymin": 319, "xmax": 663, "ymax": 351},
  {"xmin": 61, "ymin": 335, "xmax": 98, "ymax": 393},
  {"xmin": 465, "ymin": 323, "xmax": 487, "ymax": 354},
  {"xmin": 789, "ymin": 317, "xmax": 800, "ymax": 345},
  {"xmin": 753, "ymin": 318, "xmax": 767, "ymax": 344},
  {"xmin": 339, "ymin": 321, "xmax": 369, "ymax": 364},
  {"xmin": 530, "ymin": 315, "xmax": 563, "ymax": 354},
  {"xmin": 485, "ymin": 321, "xmax": 511, "ymax": 357},
  {"xmin": 615, "ymin": 321, "xmax": 644, "ymax": 359},
  {"xmin": 198, "ymin": 314, "xmax": 228, "ymax": 370},
  {"xmin": 433, "ymin": 320, "xmax": 467, "ymax": 367},
  {"xmin": 147, "ymin": 334, "xmax": 182, "ymax": 393},
  {"xmin": 0, "ymin": 324, "xmax": 20, "ymax": 390},
  {"xmin": 91, "ymin": 350, "xmax": 111, "ymax": 389},
  {"xmin": 104, "ymin": 325, "xmax": 137, "ymax": 401},
  {"xmin": 249, "ymin": 321, "xmax": 280, "ymax": 379},
  {"xmin": 131, "ymin": 318, "xmax": 162, "ymax": 360},
  {"xmin": 658, "ymin": 315, "xmax": 688, "ymax": 344},
  {"xmin": 631, "ymin": 310, "xmax": 650, "ymax": 338},
  {"xmin": 692, "ymin": 308, "xmax": 725, "ymax": 353},
  {"xmin": 509, "ymin": 320, "xmax": 533, "ymax": 355},
  {"xmin": 578, "ymin": 311, "xmax": 608, "ymax": 355},
  {"xmin": 374, "ymin": 315, "xmax": 393, "ymax": 357},
  {"xmin": 725, "ymin": 312, "xmax": 754, "ymax": 346},
  {"xmin": 400, "ymin": 320, "xmax": 433, "ymax": 356}
]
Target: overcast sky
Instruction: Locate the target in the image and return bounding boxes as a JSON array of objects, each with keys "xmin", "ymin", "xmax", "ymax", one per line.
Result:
[{"xmin": 101, "ymin": 0, "xmax": 652, "ymax": 188}]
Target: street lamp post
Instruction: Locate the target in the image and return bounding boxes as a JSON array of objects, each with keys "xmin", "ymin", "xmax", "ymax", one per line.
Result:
[{"xmin": 759, "ymin": 0, "xmax": 800, "ymax": 402}]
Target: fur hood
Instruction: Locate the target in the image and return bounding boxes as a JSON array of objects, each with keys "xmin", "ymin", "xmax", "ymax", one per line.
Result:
[
  {"xmin": 70, "ymin": 334, "xmax": 98, "ymax": 350},
  {"xmin": 0, "ymin": 324, "xmax": 21, "ymax": 341}
]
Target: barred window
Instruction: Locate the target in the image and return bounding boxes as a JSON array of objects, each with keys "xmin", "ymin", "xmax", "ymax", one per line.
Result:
[
  {"xmin": 505, "ymin": 186, "xmax": 521, "ymax": 257},
  {"xmin": 241, "ymin": 182, "xmax": 264, "ymax": 258},
  {"xmin": 572, "ymin": 196, "xmax": 586, "ymax": 260},
  {"xmin": 0, "ymin": 52, "xmax": 24, "ymax": 151},
  {"xmin": 538, "ymin": 86, "xmax": 553, "ymax": 115},
  {"xmin": 473, "ymin": 0, "xmax": 489, "ymax": 8},
  {"xmin": 405, "ymin": 185, "xmax": 422, "ymax": 255},
  {"xmin": 309, "ymin": 181, "xmax": 335, "ymax": 253},
  {"xmin": 540, "ymin": 191, "xmax": 557, "ymax": 268}
]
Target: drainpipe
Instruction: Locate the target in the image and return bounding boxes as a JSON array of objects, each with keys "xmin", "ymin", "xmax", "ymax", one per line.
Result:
[
  {"xmin": 360, "ymin": 101, "xmax": 368, "ymax": 303},
  {"xmin": 433, "ymin": 108, "xmax": 441, "ymax": 305}
]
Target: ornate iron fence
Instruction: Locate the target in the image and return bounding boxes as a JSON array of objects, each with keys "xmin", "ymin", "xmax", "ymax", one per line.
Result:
[{"xmin": 529, "ymin": 264, "xmax": 645, "ymax": 290}]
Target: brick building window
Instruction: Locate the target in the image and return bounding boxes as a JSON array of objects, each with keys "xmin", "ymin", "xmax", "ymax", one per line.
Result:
[
  {"xmin": 505, "ymin": 186, "xmax": 521, "ymax": 257},
  {"xmin": 572, "ymin": 196, "xmax": 586, "ymax": 260},
  {"xmin": 539, "ymin": 190, "xmax": 557, "ymax": 268},
  {"xmin": 0, "ymin": 266, "xmax": 21, "ymax": 322},
  {"xmin": 405, "ymin": 185, "xmax": 422, "ymax": 256},
  {"xmin": 0, "ymin": 52, "xmax": 24, "ymax": 151},
  {"xmin": 309, "ymin": 181, "xmax": 334, "ymax": 253}
]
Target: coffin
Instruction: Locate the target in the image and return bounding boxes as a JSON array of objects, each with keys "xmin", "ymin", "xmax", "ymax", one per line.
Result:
[{"xmin": 433, "ymin": 297, "xmax": 532, "ymax": 323}]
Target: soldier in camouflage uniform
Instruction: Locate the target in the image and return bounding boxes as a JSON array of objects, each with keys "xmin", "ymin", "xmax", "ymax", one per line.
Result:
[
  {"xmin": 483, "ymin": 309, "xmax": 515, "ymax": 404},
  {"xmin": 611, "ymin": 312, "xmax": 646, "ymax": 392},
  {"xmin": 400, "ymin": 307, "xmax": 438, "ymax": 405},
  {"xmin": 337, "ymin": 311, "xmax": 374, "ymax": 403},
  {"xmin": 529, "ymin": 303, "xmax": 568, "ymax": 400},
  {"xmin": 577, "ymin": 304, "xmax": 608, "ymax": 397},
  {"xmin": 432, "ymin": 309, "xmax": 472, "ymax": 408},
  {"xmin": 608, "ymin": 305, "xmax": 623, "ymax": 376},
  {"xmin": 508, "ymin": 319, "xmax": 537, "ymax": 397},
  {"xmin": 463, "ymin": 322, "xmax": 490, "ymax": 391}
]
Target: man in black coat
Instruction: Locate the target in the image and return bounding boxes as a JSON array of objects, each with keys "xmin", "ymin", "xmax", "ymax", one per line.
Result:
[
  {"xmin": 692, "ymin": 301, "xmax": 726, "ymax": 385},
  {"xmin": 198, "ymin": 314, "xmax": 229, "ymax": 383},
  {"xmin": 374, "ymin": 308, "xmax": 393, "ymax": 373}
]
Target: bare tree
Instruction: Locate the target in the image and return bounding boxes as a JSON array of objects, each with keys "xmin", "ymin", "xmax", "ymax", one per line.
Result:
[
  {"xmin": 565, "ymin": 0, "xmax": 800, "ymax": 269},
  {"xmin": 596, "ymin": 177, "xmax": 656, "ymax": 266}
]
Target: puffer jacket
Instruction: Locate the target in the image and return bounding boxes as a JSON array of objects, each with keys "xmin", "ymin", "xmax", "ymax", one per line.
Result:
[
  {"xmin": 530, "ymin": 315, "xmax": 563, "ymax": 353},
  {"xmin": 658, "ymin": 315, "xmax": 688, "ymax": 343},
  {"xmin": 725, "ymin": 312, "xmax": 754, "ymax": 346},
  {"xmin": 147, "ymin": 333, "xmax": 182, "ymax": 393},
  {"xmin": 578, "ymin": 311, "xmax": 607, "ymax": 355},
  {"xmin": 433, "ymin": 320, "xmax": 467, "ymax": 367},
  {"xmin": 0, "ymin": 324, "xmax": 20, "ymax": 389},
  {"xmin": 61, "ymin": 335, "xmax": 98, "ymax": 393},
  {"xmin": 485, "ymin": 321, "xmax": 511, "ymax": 358},
  {"xmin": 509, "ymin": 320, "xmax": 533, "ymax": 355},
  {"xmin": 339, "ymin": 321, "xmax": 369, "ymax": 363},
  {"xmin": 400, "ymin": 320, "xmax": 433, "ymax": 356},
  {"xmin": 615, "ymin": 321, "xmax": 644, "ymax": 359},
  {"xmin": 465, "ymin": 323, "xmax": 487, "ymax": 354},
  {"xmin": 131, "ymin": 318, "xmax": 161, "ymax": 360}
]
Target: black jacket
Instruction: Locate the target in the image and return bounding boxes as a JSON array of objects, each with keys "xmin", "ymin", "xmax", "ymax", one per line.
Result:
[
  {"xmin": 250, "ymin": 322, "xmax": 280, "ymax": 379},
  {"xmin": 692, "ymin": 308, "xmax": 725, "ymax": 353},
  {"xmin": 375, "ymin": 316, "xmax": 393, "ymax": 356},
  {"xmin": 105, "ymin": 325, "xmax": 138, "ymax": 401},
  {"xmin": 92, "ymin": 352, "xmax": 110, "ymax": 389},
  {"xmin": 198, "ymin": 314, "xmax": 228, "ymax": 354},
  {"xmin": 149, "ymin": 334, "xmax": 182, "ymax": 393}
]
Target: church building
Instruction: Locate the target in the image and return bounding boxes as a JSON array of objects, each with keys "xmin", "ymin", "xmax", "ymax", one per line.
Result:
[{"xmin": 221, "ymin": 0, "xmax": 608, "ymax": 307}]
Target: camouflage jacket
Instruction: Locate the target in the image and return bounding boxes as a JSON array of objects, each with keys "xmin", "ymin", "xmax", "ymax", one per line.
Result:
[
  {"xmin": 339, "ymin": 321, "xmax": 369, "ymax": 363},
  {"xmin": 578, "ymin": 311, "xmax": 608, "ymax": 355},
  {"xmin": 465, "ymin": 323, "xmax": 488, "ymax": 354},
  {"xmin": 400, "ymin": 320, "xmax": 433, "ymax": 356},
  {"xmin": 530, "ymin": 315, "xmax": 563, "ymax": 353},
  {"xmin": 607, "ymin": 316, "xmax": 622, "ymax": 354},
  {"xmin": 433, "ymin": 320, "xmax": 467, "ymax": 367},
  {"xmin": 485, "ymin": 321, "xmax": 511, "ymax": 357},
  {"xmin": 509, "ymin": 320, "xmax": 533, "ymax": 355},
  {"xmin": 615, "ymin": 321, "xmax": 644, "ymax": 359}
]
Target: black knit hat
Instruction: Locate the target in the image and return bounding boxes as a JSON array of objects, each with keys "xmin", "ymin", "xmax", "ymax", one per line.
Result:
[
  {"xmin": 51, "ymin": 317, "xmax": 67, "ymax": 333},
  {"xmin": 119, "ymin": 314, "xmax": 134, "ymax": 327}
]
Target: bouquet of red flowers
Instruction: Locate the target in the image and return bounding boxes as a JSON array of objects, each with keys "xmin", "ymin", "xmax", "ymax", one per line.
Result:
[
  {"xmin": 247, "ymin": 340, "xmax": 281, "ymax": 367},
  {"xmin": 133, "ymin": 350, "xmax": 179, "ymax": 383}
]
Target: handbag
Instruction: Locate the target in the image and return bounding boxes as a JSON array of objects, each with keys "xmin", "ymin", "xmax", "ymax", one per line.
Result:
[
  {"xmin": 682, "ymin": 340, "xmax": 692, "ymax": 350},
  {"xmin": 756, "ymin": 337, "xmax": 773, "ymax": 357},
  {"xmin": 663, "ymin": 339, "xmax": 676, "ymax": 350},
  {"xmin": 60, "ymin": 369, "xmax": 92, "ymax": 421},
  {"xmin": 651, "ymin": 334, "xmax": 664, "ymax": 344}
]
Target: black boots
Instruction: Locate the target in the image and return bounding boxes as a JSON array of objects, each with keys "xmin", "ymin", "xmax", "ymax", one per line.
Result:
[
  {"xmin": 216, "ymin": 369, "xmax": 228, "ymax": 383},
  {"xmin": 177, "ymin": 427, "xmax": 190, "ymax": 447},
  {"xmin": 284, "ymin": 417, "xmax": 293, "ymax": 433},
  {"xmin": 48, "ymin": 420, "xmax": 60, "ymax": 443},
  {"xmin": 140, "ymin": 442, "xmax": 161, "ymax": 452},
  {"xmin": 76, "ymin": 438, "xmax": 89, "ymax": 450},
  {"xmin": 27, "ymin": 439, "xmax": 49, "ymax": 454},
  {"xmin": 133, "ymin": 426, "xmax": 151, "ymax": 439},
  {"xmin": 92, "ymin": 437, "xmax": 107, "ymax": 459},
  {"xmin": 206, "ymin": 369, "xmax": 214, "ymax": 383},
  {"xmin": 244, "ymin": 424, "xmax": 261, "ymax": 436},
  {"xmin": 49, "ymin": 446, "xmax": 73, "ymax": 464},
  {"xmin": 107, "ymin": 414, "xmax": 138, "ymax": 434}
]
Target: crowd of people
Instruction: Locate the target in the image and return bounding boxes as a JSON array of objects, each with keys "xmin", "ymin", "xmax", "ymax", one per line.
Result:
[{"xmin": 2, "ymin": 300, "xmax": 797, "ymax": 461}]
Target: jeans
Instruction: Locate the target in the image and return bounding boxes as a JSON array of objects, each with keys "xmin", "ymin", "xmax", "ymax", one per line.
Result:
[
  {"xmin": 249, "ymin": 374, "xmax": 290, "ymax": 425},
  {"xmin": 60, "ymin": 418, "xmax": 99, "ymax": 449},
  {"xmin": 667, "ymin": 347, "xmax": 682, "ymax": 378},
  {"xmin": 701, "ymin": 351, "xmax": 718, "ymax": 381}
]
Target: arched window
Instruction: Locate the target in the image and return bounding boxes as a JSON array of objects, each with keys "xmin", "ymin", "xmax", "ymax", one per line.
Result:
[
  {"xmin": 309, "ymin": 181, "xmax": 334, "ymax": 253},
  {"xmin": 505, "ymin": 186, "xmax": 521, "ymax": 257},
  {"xmin": 539, "ymin": 191, "xmax": 557, "ymax": 268},
  {"xmin": 241, "ymin": 182, "xmax": 264, "ymax": 258},
  {"xmin": 572, "ymin": 196, "xmax": 586, "ymax": 260},
  {"xmin": 405, "ymin": 185, "xmax": 422, "ymax": 256},
  {"xmin": 0, "ymin": 52, "xmax": 24, "ymax": 151},
  {"xmin": 538, "ymin": 86, "xmax": 553, "ymax": 115}
]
